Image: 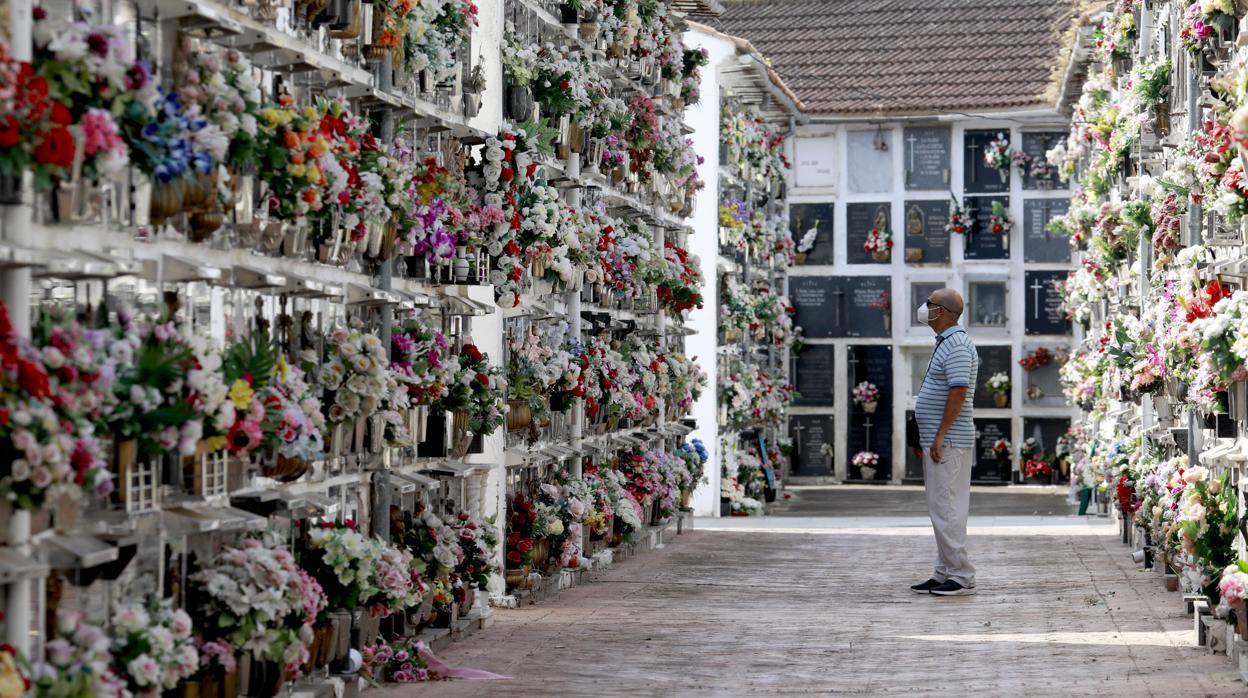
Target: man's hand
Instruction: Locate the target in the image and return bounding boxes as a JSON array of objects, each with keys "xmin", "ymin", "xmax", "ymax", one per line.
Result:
[
  {"xmin": 930, "ymin": 440, "xmax": 943, "ymax": 464},
  {"xmin": 911, "ymin": 448, "xmax": 923, "ymax": 459}
]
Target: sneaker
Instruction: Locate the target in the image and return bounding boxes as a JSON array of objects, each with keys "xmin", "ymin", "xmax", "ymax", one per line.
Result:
[
  {"xmin": 909, "ymin": 578, "xmax": 943, "ymax": 594},
  {"xmin": 930, "ymin": 580, "xmax": 976, "ymax": 596}
]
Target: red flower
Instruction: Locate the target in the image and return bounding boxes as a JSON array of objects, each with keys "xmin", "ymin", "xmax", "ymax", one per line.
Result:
[
  {"xmin": 517, "ymin": 538, "xmax": 533, "ymax": 553},
  {"xmin": 17, "ymin": 360, "xmax": 50, "ymax": 399},
  {"xmin": 462, "ymin": 344, "xmax": 483, "ymax": 362},
  {"xmin": 504, "ymin": 240, "xmax": 520, "ymax": 256},
  {"xmin": 33, "ymin": 127, "xmax": 74, "ymax": 168},
  {"xmin": 507, "ymin": 550, "xmax": 521, "ymax": 564},
  {"xmin": 475, "ymin": 371, "xmax": 490, "ymax": 386},
  {"xmin": 0, "ymin": 116, "xmax": 19, "ymax": 149},
  {"xmin": 0, "ymin": 407, "xmax": 8, "ymax": 427},
  {"xmin": 500, "ymin": 168, "xmax": 514, "ymax": 182},
  {"xmin": 49, "ymin": 101, "xmax": 71, "ymax": 126}
]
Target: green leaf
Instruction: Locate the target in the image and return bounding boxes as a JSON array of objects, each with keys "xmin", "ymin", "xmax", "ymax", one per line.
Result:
[{"xmin": 224, "ymin": 330, "xmax": 278, "ymax": 388}]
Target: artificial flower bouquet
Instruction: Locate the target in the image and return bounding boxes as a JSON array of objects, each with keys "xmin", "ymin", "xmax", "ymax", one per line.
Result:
[
  {"xmin": 319, "ymin": 325, "xmax": 390, "ymax": 427},
  {"xmin": 991, "ymin": 438, "xmax": 1011, "ymax": 465},
  {"xmin": 983, "ymin": 133, "xmax": 1012, "ymax": 174},
  {"xmin": 1024, "ymin": 458, "xmax": 1053, "ymax": 479},
  {"xmin": 390, "ymin": 318, "xmax": 454, "ymax": 406},
  {"xmin": 946, "ymin": 197, "xmax": 971, "ymax": 235},
  {"xmin": 439, "ymin": 339, "xmax": 506, "ymax": 435},
  {"xmin": 451, "ymin": 510, "xmax": 502, "ymax": 594},
  {"xmin": 191, "ymin": 537, "xmax": 326, "ymax": 675},
  {"xmin": 862, "ymin": 226, "xmax": 893, "ymax": 256},
  {"xmin": 33, "ymin": 611, "xmax": 128, "ymax": 697},
  {"xmin": 1176, "ymin": 466, "xmax": 1239, "ymax": 603},
  {"xmin": 109, "ymin": 601, "xmax": 199, "ymax": 697},
  {"xmin": 988, "ymin": 200, "xmax": 1012, "ymax": 235},
  {"xmin": 984, "ymin": 371, "xmax": 1011, "ymax": 397},
  {"xmin": 851, "ymin": 381, "xmax": 879, "ymax": 407},
  {"xmin": 361, "ymin": 638, "xmax": 441, "ymax": 684},
  {"xmin": 851, "ymin": 451, "xmax": 879, "ymax": 467}
]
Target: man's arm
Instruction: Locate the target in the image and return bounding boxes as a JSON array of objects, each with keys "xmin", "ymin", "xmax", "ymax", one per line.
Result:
[{"xmin": 930, "ymin": 387, "xmax": 967, "ymax": 463}]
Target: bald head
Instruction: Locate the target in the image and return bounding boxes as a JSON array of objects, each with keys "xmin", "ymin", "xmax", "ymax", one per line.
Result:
[{"xmin": 931, "ymin": 288, "xmax": 964, "ymax": 319}]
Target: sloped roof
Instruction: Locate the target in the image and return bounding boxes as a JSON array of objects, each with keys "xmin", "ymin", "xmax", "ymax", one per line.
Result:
[{"xmin": 709, "ymin": 0, "xmax": 1081, "ymax": 117}]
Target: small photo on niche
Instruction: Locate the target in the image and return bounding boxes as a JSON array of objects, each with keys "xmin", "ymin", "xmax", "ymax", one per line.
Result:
[
  {"xmin": 910, "ymin": 281, "xmax": 946, "ymax": 327},
  {"xmin": 968, "ymin": 281, "xmax": 1008, "ymax": 328}
]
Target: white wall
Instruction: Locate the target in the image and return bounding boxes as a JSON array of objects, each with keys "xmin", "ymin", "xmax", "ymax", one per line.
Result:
[{"xmin": 684, "ymin": 28, "xmax": 735, "ymax": 516}]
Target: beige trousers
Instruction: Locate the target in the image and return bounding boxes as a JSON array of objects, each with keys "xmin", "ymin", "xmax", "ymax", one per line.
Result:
[{"xmin": 922, "ymin": 445, "xmax": 976, "ymax": 587}]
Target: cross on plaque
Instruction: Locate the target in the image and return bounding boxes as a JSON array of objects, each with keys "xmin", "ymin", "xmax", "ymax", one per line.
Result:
[
  {"xmin": 1040, "ymin": 201, "xmax": 1053, "ymax": 240},
  {"xmin": 863, "ymin": 416, "xmax": 874, "ymax": 448},
  {"xmin": 831, "ymin": 288, "xmax": 846, "ymax": 333},
  {"xmin": 847, "ymin": 350, "xmax": 861, "ymax": 382},
  {"xmin": 906, "ymin": 133, "xmax": 919, "ymax": 181},
  {"xmin": 966, "ymin": 141, "xmax": 981, "ymax": 183},
  {"xmin": 1030, "ymin": 277, "xmax": 1046, "ymax": 319}
]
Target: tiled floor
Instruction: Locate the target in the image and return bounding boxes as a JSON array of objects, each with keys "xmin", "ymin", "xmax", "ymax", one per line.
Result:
[{"xmin": 373, "ymin": 512, "xmax": 1244, "ymax": 697}]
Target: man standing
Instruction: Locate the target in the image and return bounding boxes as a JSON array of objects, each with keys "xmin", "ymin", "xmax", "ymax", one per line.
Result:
[{"xmin": 909, "ymin": 289, "xmax": 978, "ymax": 597}]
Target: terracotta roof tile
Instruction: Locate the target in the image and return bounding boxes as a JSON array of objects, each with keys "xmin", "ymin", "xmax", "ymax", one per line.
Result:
[{"xmin": 709, "ymin": 0, "xmax": 1079, "ymax": 116}]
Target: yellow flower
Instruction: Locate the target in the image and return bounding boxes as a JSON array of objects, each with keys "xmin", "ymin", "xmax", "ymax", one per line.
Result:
[
  {"xmin": 288, "ymin": 162, "xmax": 306, "ymax": 178},
  {"xmin": 204, "ymin": 435, "xmax": 227, "ymax": 452},
  {"xmin": 260, "ymin": 108, "xmax": 292, "ymax": 128},
  {"xmin": 276, "ymin": 355, "xmax": 290, "ymax": 385},
  {"xmin": 303, "ymin": 106, "xmax": 318, "ymax": 121},
  {"xmin": 228, "ymin": 379, "xmax": 255, "ymax": 410},
  {"xmin": 306, "ymin": 163, "xmax": 322, "ymax": 183}
]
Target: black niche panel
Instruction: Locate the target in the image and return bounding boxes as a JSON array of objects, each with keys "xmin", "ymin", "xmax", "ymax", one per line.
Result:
[
  {"xmin": 964, "ymin": 129, "xmax": 1010, "ymax": 193},
  {"xmin": 792, "ymin": 276, "xmax": 892, "ymax": 339},
  {"xmin": 904, "ymin": 126, "xmax": 952, "ymax": 191},
  {"xmin": 1022, "ymin": 417, "xmax": 1071, "ymax": 462},
  {"xmin": 789, "ymin": 414, "xmax": 834, "ymax": 476},
  {"xmin": 1020, "ymin": 132, "xmax": 1066, "ymax": 190},
  {"xmin": 974, "ymin": 345, "xmax": 1013, "ymax": 410},
  {"xmin": 1024, "ymin": 270, "xmax": 1072, "ymax": 336},
  {"xmin": 1023, "ymin": 198, "xmax": 1071, "ymax": 263},
  {"xmin": 789, "ymin": 276, "xmax": 841, "ymax": 339},
  {"xmin": 902, "ymin": 200, "xmax": 951, "ymax": 264},
  {"xmin": 963, "ymin": 196, "xmax": 1010, "ymax": 260},
  {"xmin": 845, "ymin": 276, "xmax": 892, "ymax": 338},
  {"xmin": 973, "ymin": 418, "xmax": 1012, "ymax": 483},
  {"xmin": 846, "ymin": 345, "xmax": 893, "ymax": 481},
  {"xmin": 789, "ymin": 203, "xmax": 835, "ymax": 264},
  {"xmin": 904, "ymin": 409, "xmax": 924, "ymax": 483},
  {"xmin": 846, "ymin": 202, "xmax": 892, "ymax": 265},
  {"xmin": 794, "ymin": 344, "xmax": 834, "ymax": 406}
]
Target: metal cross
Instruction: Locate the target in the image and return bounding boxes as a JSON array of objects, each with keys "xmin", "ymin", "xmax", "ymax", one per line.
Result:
[
  {"xmin": 847, "ymin": 350, "xmax": 860, "ymax": 381},
  {"xmin": 831, "ymin": 287, "xmax": 845, "ymax": 334},
  {"xmin": 863, "ymin": 417, "xmax": 874, "ymax": 448},
  {"xmin": 1030, "ymin": 277, "xmax": 1046, "ymax": 319},
  {"xmin": 966, "ymin": 141, "xmax": 981, "ymax": 183},
  {"xmin": 1040, "ymin": 201, "xmax": 1053, "ymax": 241}
]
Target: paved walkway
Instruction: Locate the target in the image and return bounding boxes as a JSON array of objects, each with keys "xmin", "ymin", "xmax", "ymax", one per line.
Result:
[{"xmin": 377, "ymin": 515, "xmax": 1244, "ymax": 697}]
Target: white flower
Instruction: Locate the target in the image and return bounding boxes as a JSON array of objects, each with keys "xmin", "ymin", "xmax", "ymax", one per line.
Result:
[
  {"xmin": 113, "ymin": 605, "xmax": 151, "ymax": 635},
  {"xmin": 127, "ymin": 654, "xmax": 162, "ymax": 687}
]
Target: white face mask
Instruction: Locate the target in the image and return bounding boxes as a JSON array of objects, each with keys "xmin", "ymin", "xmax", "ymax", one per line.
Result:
[{"xmin": 916, "ymin": 303, "xmax": 933, "ymax": 326}]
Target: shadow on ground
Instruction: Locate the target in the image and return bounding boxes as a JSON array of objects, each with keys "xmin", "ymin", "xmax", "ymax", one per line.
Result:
[{"xmin": 772, "ymin": 484, "xmax": 1076, "ymax": 517}]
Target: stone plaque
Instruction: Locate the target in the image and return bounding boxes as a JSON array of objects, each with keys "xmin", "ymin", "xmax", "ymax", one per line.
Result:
[
  {"xmin": 846, "ymin": 345, "xmax": 893, "ymax": 481},
  {"xmin": 902, "ymin": 200, "xmax": 951, "ymax": 264},
  {"xmin": 974, "ymin": 345, "xmax": 1012, "ymax": 410},
  {"xmin": 1023, "ymin": 198, "xmax": 1071, "ymax": 263},
  {"xmin": 963, "ymin": 196, "xmax": 1010, "ymax": 260},
  {"xmin": 794, "ymin": 135, "xmax": 838, "ymax": 188},
  {"xmin": 1022, "ymin": 418, "xmax": 1071, "ymax": 460},
  {"xmin": 790, "ymin": 276, "xmax": 842, "ymax": 338},
  {"xmin": 1020, "ymin": 132, "xmax": 1066, "ymax": 190},
  {"xmin": 845, "ymin": 276, "xmax": 892, "ymax": 338},
  {"xmin": 973, "ymin": 418, "xmax": 1012, "ymax": 483},
  {"xmin": 1025, "ymin": 271, "xmax": 1072, "ymax": 336},
  {"xmin": 847, "ymin": 202, "xmax": 892, "ymax": 265},
  {"xmin": 1023, "ymin": 347, "xmax": 1066, "ymax": 406},
  {"xmin": 904, "ymin": 126, "xmax": 951, "ymax": 191},
  {"xmin": 790, "ymin": 414, "xmax": 834, "ymax": 476},
  {"xmin": 847, "ymin": 130, "xmax": 894, "ymax": 193},
  {"xmin": 963, "ymin": 129, "xmax": 1009, "ymax": 193},
  {"xmin": 794, "ymin": 344, "xmax": 834, "ymax": 406},
  {"xmin": 790, "ymin": 202, "xmax": 836, "ymax": 264}
]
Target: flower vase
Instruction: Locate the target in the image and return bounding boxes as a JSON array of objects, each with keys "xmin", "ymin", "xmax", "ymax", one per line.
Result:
[
  {"xmin": 408, "ymin": 404, "xmax": 429, "ymax": 443},
  {"xmin": 860, "ymin": 466, "xmax": 876, "ymax": 480},
  {"xmin": 883, "ymin": 314, "xmax": 891, "ymax": 332},
  {"xmin": 246, "ymin": 660, "xmax": 286, "ymax": 698},
  {"xmin": 871, "ymin": 250, "xmax": 890, "ymax": 263},
  {"xmin": 351, "ymin": 608, "xmax": 382, "ymax": 648},
  {"xmin": 0, "ymin": 173, "xmax": 20, "ymax": 205},
  {"xmin": 505, "ymin": 564, "xmax": 531, "ymax": 590},
  {"xmin": 993, "ymin": 393, "xmax": 1008, "ymax": 408},
  {"xmin": 452, "ymin": 409, "xmax": 469, "ymax": 438},
  {"xmin": 148, "ymin": 180, "xmax": 183, "ymax": 229},
  {"xmin": 353, "ymin": 417, "xmax": 367, "ymax": 453},
  {"xmin": 587, "ymin": 139, "xmax": 604, "ymax": 170},
  {"xmin": 997, "ymin": 169, "xmax": 1008, "ymax": 183},
  {"xmin": 112, "ymin": 438, "xmax": 139, "ymax": 505},
  {"xmin": 506, "ymin": 85, "xmax": 534, "ymax": 122},
  {"xmin": 179, "ymin": 681, "xmax": 201, "ymax": 698},
  {"xmin": 366, "ymin": 220, "xmax": 384, "ymax": 257},
  {"xmin": 459, "ymin": 587, "xmax": 475, "ymax": 617},
  {"xmin": 454, "ymin": 247, "xmax": 470, "ymax": 282},
  {"xmin": 863, "ymin": 401, "xmax": 878, "ymax": 414},
  {"xmin": 507, "ymin": 400, "xmax": 531, "ymax": 431},
  {"xmin": 1001, "ymin": 233, "xmax": 1009, "ymax": 251},
  {"xmin": 188, "ymin": 211, "xmax": 225, "ymax": 242},
  {"xmin": 530, "ymin": 258, "xmax": 546, "ymax": 281}
]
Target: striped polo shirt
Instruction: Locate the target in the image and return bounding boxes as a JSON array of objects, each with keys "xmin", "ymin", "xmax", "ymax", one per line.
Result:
[{"xmin": 915, "ymin": 325, "xmax": 978, "ymax": 448}]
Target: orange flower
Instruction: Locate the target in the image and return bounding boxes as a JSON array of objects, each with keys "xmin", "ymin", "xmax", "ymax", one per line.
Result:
[
  {"xmin": 302, "ymin": 189, "xmax": 319, "ymax": 204},
  {"xmin": 290, "ymin": 151, "xmax": 304, "ymax": 165},
  {"xmin": 278, "ymin": 94, "xmax": 295, "ymax": 108},
  {"xmin": 283, "ymin": 130, "xmax": 300, "ymax": 149}
]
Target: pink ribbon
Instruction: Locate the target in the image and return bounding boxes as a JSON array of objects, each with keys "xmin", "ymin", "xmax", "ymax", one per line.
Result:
[{"xmin": 416, "ymin": 641, "xmax": 511, "ymax": 680}]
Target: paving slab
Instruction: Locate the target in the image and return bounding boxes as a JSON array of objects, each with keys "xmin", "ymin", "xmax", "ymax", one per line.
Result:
[{"xmin": 370, "ymin": 517, "xmax": 1243, "ymax": 698}]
